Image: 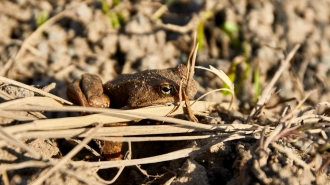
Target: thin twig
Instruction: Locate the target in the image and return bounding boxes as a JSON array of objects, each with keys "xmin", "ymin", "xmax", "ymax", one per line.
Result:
[
  {"xmin": 184, "ymin": 42, "xmax": 199, "ymax": 122},
  {"xmin": 41, "ymin": 83, "xmax": 56, "ymax": 93},
  {"xmin": 71, "ymin": 139, "xmax": 101, "ymax": 157},
  {"xmin": 1, "ymin": 170, "xmax": 10, "ymax": 185}
]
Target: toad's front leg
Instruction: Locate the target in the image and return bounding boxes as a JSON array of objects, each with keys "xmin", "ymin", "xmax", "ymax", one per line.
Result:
[
  {"xmin": 67, "ymin": 74, "xmax": 124, "ymax": 160},
  {"xmin": 66, "ymin": 74, "xmax": 110, "ymax": 108}
]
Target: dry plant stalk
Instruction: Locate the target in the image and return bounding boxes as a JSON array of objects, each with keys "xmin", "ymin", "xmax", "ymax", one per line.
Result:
[
  {"xmin": 167, "ymin": 31, "xmax": 198, "ymax": 122},
  {"xmin": 183, "ymin": 36, "xmax": 199, "ymax": 122}
]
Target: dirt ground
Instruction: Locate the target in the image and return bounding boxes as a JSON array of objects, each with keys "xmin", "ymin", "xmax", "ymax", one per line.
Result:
[{"xmin": 1, "ymin": 0, "xmax": 330, "ymax": 184}]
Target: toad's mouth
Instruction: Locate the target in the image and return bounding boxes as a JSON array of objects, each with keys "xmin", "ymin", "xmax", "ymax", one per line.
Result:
[{"xmin": 165, "ymin": 101, "xmax": 175, "ymax": 106}]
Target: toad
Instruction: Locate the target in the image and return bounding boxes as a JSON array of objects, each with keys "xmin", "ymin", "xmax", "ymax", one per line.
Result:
[
  {"xmin": 66, "ymin": 64, "xmax": 198, "ymax": 160},
  {"xmin": 66, "ymin": 64, "xmax": 198, "ymax": 109}
]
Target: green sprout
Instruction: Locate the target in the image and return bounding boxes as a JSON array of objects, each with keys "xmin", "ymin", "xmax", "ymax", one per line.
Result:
[
  {"xmin": 101, "ymin": 0, "xmax": 125, "ymax": 28},
  {"xmin": 221, "ymin": 20, "xmax": 240, "ymax": 49},
  {"xmin": 197, "ymin": 10, "xmax": 213, "ymax": 50},
  {"xmin": 36, "ymin": 11, "xmax": 49, "ymax": 27},
  {"xmin": 197, "ymin": 21, "xmax": 204, "ymax": 50},
  {"xmin": 253, "ymin": 65, "xmax": 260, "ymax": 101}
]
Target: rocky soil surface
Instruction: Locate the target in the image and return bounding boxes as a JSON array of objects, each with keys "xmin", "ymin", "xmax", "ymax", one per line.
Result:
[{"xmin": 1, "ymin": 0, "xmax": 330, "ymax": 184}]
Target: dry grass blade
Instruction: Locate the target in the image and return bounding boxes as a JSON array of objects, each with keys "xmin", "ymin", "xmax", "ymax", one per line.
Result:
[
  {"xmin": 74, "ymin": 148, "xmax": 195, "ymax": 169},
  {"xmin": 9, "ymin": 125, "xmax": 207, "ymax": 140},
  {"xmin": 186, "ymin": 31, "xmax": 197, "ymax": 73},
  {"xmin": 0, "ymin": 110, "xmax": 38, "ymax": 121},
  {"xmin": 0, "ymin": 77, "xmax": 71, "ymax": 104},
  {"xmin": 0, "ymin": 97, "xmax": 63, "ymax": 108},
  {"xmin": 94, "ymin": 135, "xmax": 214, "ymax": 142},
  {"xmin": 0, "ymin": 90, "xmax": 13, "ymax": 100},
  {"xmin": 184, "ymin": 42, "xmax": 199, "ymax": 122},
  {"xmin": 2, "ymin": 103, "xmax": 220, "ymax": 132},
  {"xmin": 195, "ymin": 66, "xmax": 234, "ymax": 93},
  {"xmin": 195, "ymin": 65, "xmax": 235, "ymax": 110},
  {"xmin": 0, "ymin": 97, "xmax": 60, "ymax": 120},
  {"xmin": 2, "ymin": 104, "xmax": 263, "ymax": 135},
  {"xmin": 8, "ymin": 123, "xmax": 261, "ymax": 141}
]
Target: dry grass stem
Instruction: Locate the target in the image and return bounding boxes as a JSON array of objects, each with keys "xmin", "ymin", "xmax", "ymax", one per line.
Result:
[
  {"xmin": 74, "ymin": 148, "xmax": 195, "ymax": 169},
  {"xmin": 195, "ymin": 65, "xmax": 235, "ymax": 110},
  {"xmin": 184, "ymin": 42, "xmax": 199, "ymax": 122},
  {"xmin": 0, "ymin": 110, "xmax": 38, "ymax": 121},
  {"xmin": 2, "ymin": 104, "xmax": 221, "ymax": 131},
  {"xmin": 0, "ymin": 77, "xmax": 71, "ymax": 104},
  {"xmin": 2, "ymin": 172, "xmax": 9, "ymax": 185}
]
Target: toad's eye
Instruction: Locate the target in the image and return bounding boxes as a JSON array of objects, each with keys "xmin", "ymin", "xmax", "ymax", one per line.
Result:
[{"xmin": 160, "ymin": 83, "xmax": 173, "ymax": 95}]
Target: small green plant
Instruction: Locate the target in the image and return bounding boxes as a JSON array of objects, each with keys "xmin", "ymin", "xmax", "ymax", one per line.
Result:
[
  {"xmin": 221, "ymin": 20, "xmax": 240, "ymax": 49},
  {"xmin": 197, "ymin": 10, "xmax": 213, "ymax": 50},
  {"xmin": 253, "ymin": 65, "xmax": 260, "ymax": 101},
  {"xmin": 197, "ymin": 21, "xmax": 204, "ymax": 50},
  {"xmin": 36, "ymin": 11, "xmax": 49, "ymax": 27},
  {"xmin": 101, "ymin": 0, "xmax": 125, "ymax": 28}
]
